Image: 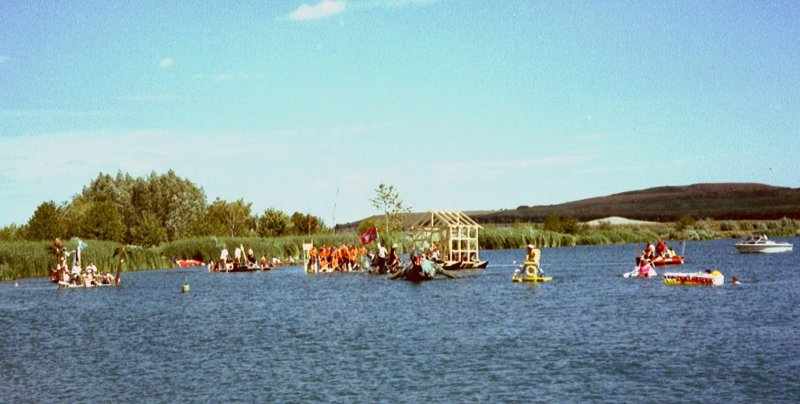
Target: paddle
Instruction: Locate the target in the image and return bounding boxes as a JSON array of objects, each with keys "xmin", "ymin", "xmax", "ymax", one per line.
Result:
[{"xmin": 114, "ymin": 247, "xmax": 125, "ymax": 285}]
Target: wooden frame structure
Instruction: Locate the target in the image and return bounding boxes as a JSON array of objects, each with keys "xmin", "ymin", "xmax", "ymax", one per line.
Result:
[{"xmin": 410, "ymin": 210, "xmax": 483, "ymax": 262}]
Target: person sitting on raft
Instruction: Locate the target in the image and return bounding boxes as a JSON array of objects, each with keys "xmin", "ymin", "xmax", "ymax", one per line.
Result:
[
  {"xmin": 247, "ymin": 248, "xmax": 256, "ymax": 266},
  {"xmin": 516, "ymin": 244, "xmax": 543, "ymax": 277},
  {"xmin": 642, "ymin": 242, "xmax": 655, "ymax": 260},
  {"xmin": 387, "ymin": 244, "xmax": 401, "ymax": 270},
  {"xmin": 636, "ymin": 258, "xmax": 653, "ymax": 277},
  {"xmin": 70, "ymin": 260, "xmax": 83, "ymax": 285}
]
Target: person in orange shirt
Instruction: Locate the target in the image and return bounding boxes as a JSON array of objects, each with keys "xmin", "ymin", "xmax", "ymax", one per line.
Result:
[{"xmin": 340, "ymin": 245, "xmax": 351, "ymax": 271}]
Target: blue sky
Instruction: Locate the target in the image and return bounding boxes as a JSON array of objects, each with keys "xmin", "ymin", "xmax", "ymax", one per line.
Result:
[{"xmin": 1, "ymin": 0, "xmax": 799, "ymax": 227}]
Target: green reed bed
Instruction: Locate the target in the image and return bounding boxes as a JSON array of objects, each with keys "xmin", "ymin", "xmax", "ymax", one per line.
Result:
[{"xmin": 0, "ymin": 239, "xmax": 166, "ymax": 281}]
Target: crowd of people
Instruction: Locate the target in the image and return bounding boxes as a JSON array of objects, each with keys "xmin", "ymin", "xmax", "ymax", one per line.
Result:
[
  {"xmin": 57, "ymin": 260, "xmax": 117, "ymax": 287},
  {"xmin": 210, "ymin": 245, "xmax": 296, "ymax": 272},
  {"xmin": 306, "ymin": 243, "xmax": 370, "ymax": 273},
  {"xmin": 49, "ymin": 238, "xmax": 119, "ymax": 287}
]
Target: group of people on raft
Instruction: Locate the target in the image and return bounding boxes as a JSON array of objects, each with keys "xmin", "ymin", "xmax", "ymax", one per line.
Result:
[
  {"xmin": 306, "ymin": 243, "xmax": 371, "ymax": 273},
  {"xmin": 305, "ymin": 242, "xmax": 446, "ymax": 275},
  {"xmin": 49, "ymin": 238, "xmax": 119, "ymax": 287},
  {"xmin": 210, "ymin": 245, "xmax": 295, "ymax": 272}
]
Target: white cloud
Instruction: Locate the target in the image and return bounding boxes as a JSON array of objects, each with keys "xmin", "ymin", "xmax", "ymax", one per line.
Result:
[
  {"xmin": 214, "ymin": 73, "xmax": 235, "ymax": 82},
  {"xmin": 289, "ymin": 0, "xmax": 346, "ymax": 21},
  {"xmin": 359, "ymin": 0, "xmax": 437, "ymax": 8},
  {"xmin": 159, "ymin": 57, "xmax": 174, "ymax": 68}
]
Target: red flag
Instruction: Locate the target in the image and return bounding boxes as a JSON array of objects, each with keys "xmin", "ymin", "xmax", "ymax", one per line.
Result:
[{"xmin": 359, "ymin": 226, "xmax": 378, "ymax": 246}]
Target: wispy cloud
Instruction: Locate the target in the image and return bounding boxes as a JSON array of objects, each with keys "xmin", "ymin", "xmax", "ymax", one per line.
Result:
[
  {"xmin": 0, "ymin": 108, "xmax": 127, "ymax": 118},
  {"xmin": 289, "ymin": 0, "xmax": 346, "ymax": 21},
  {"xmin": 437, "ymin": 153, "xmax": 595, "ymax": 174},
  {"xmin": 159, "ymin": 57, "xmax": 174, "ymax": 68},
  {"xmin": 0, "ymin": 55, "xmax": 8, "ymax": 64},
  {"xmin": 214, "ymin": 73, "xmax": 236, "ymax": 82},
  {"xmin": 357, "ymin": 0, "xmax": 438, "ymax": 9},
  {"xmin": 116, "ymin": 94, "xmax": 177, "ymax": 102}
]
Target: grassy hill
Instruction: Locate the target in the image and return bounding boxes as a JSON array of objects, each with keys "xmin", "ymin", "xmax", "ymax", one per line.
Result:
[{"xmin": 472, "ymin": 183, "xmax": 800, "ymax": 224}]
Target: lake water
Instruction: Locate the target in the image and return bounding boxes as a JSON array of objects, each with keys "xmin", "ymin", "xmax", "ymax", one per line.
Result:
[{"xmin": 2, "ymin": 238, "xmax": 798, "ymax": 402}]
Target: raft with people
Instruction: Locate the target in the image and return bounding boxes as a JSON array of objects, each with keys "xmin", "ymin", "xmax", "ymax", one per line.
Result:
[
  {"xmin": 57, "ymin": 245, "xmax": 125, "ymax": 289},
  {"xmin": 512, "ymin": 261, "xmax": 552, "ymax": 283},
  {"xmin": 637, "ymin": 239, "xmax": 685, "ymax": 267},
  {"xmin": 389, "ymin": 254, "xmax": 457, "ymax": 282},
  {"xmin": 410, "ymin": 210, "xmax": 490, "ymax": 271},
  {"xmin": 663, "ymin": 270, "xmax": 724, "ymax": 286},
  {"xmin": 512, "ymin": 244, "xmax": 552, "ymax": 283}
]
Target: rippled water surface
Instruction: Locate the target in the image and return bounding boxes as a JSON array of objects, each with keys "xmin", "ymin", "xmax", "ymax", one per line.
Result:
[{"xmin": 2, "ymin": 238, "xmax": 799, "ymax": 402}]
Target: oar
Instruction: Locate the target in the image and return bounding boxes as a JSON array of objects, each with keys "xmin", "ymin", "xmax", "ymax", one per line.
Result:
[{"xmin": 114, "ymin": 247, "xmax": 126, "ymax": 285}]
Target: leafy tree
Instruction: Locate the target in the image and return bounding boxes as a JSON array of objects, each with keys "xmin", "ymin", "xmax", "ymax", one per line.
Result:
[
  {"xmin": 80, "ymin": 201, "xmax": 125, "ymax": 242},
  {"xmin": 370, "ymin": 183, "xmax": 411, "ymax": 234},
  {"xmin": 543, "ymin": 215, "xmax": 564, "ymax": 233},
  {"xmin": 205, "ymin": 198, "xmax": 253, "ymax": 237},
  {"xmin": 257, "ymin": 208, "xmax": 292, "ymax": 237},
  {"xmin": 25, "ymin": 201, "xmax": 65, "ymax": 240},
  {"xmin": 131, "ymin": 211, "xmax": 167, "ymax": 247},
  {"xmin": 675, "ymin": 215, "xmax": 696, "ymax": 231},
  {"xmin": 290, "ymin": 212, "xmax": 325, "ymax": 235}
]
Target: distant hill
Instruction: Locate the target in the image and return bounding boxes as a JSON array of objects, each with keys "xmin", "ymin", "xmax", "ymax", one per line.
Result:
[
  {"xmin": 335, "ymin": 183, "xmax": 800, "ymax": 231},
  {"xmin": 472, "ymin": 183, "xmax": 800, "ymax": 224}
]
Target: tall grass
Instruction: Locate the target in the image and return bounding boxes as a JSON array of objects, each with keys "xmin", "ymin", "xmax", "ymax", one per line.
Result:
[{"xmin": 0, "ymin": 238, "xmax": 166, "ymax": 281}]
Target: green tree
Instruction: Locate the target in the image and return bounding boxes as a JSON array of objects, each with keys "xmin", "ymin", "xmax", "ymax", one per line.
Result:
[
  {"xmin": 131, "ymin": 211, "xmax": 167, "ymax": 247},
  {"xmin": 205, "ymin": 198, "xmax": 253, "ymax": 237},
  {"xmin": 257, "ymin": 208, "xmax": 292, "ymax": 237},
  {"xmin": 370, "ymin": 183, "xmax": 411, "ymax": 234},
  {"xmin": 80, "ymin": 201, "xmax": 125, "ymax": 242},
  {"xmin": 25, "ymin": 201, "xmax": 65, "ymax": 240},
  {"xmin": 290, "ymin": 212, "xmax": 325, "ymax": 235},
  {"xmin": 676, "ymin": 215, "xmax": 696, "ymax": 231},
  {"xmin": 543, "ymin": 215, "xmax": 564, "ymax": 233}
]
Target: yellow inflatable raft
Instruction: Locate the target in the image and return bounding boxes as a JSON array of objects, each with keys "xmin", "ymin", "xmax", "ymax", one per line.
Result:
[
  {"xmin": 663, "ymin": 270, "xmax": 724, "ymax": 286},
  {"xmin": 512, "ymin": 261, "xmax": 552, "ymax": 283}
]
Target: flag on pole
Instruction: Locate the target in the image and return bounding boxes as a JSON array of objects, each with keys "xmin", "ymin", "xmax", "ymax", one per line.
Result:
[{"xmin": 359, "ymin": 226, "xmax": 379, "ymax": 246}]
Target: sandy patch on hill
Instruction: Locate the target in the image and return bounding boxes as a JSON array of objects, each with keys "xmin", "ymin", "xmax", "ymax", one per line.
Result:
[{"xmin": 585, "ymin": 216, "xmax": 660, "ymax": 226}]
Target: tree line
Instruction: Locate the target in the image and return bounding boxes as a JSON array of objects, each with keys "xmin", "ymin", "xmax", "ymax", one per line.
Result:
[{"xmin": 1, "ymin": 170, "xmax": 327, "ymax": 246}]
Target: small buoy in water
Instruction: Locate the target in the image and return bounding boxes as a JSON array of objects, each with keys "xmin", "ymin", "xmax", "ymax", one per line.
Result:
[
  {"xmin": 181, "ymin": 276, "xmax": 190, "ymax": 293},
  {"xmin": 512, "ymin": 260, "xmax": 517, "ymax": 265}
]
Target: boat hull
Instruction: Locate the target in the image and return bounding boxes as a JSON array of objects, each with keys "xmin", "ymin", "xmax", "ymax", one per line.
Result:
[
  {"xmin": 442, "ymin": 260, "xmax": 488, "ymax": 270},
  {"xmin": 512, "ymin": 275, "xmax": 552, "ymax": 283},
  {"xmin": 734, "ymin": 243, "xmax": 793, "ymax": 254},
  {"xmin": 58, "ymin": 281, "xmax": 119, "ymax": 289},
  {"xmin": 637, "ymin": 256, "xmax": 684, "ymax": 266}
]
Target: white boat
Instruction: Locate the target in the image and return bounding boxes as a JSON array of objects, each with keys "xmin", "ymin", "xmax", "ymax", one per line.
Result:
[{"xmin": 734, "ymin": 236, "xmax": 793, "ymax": 254}]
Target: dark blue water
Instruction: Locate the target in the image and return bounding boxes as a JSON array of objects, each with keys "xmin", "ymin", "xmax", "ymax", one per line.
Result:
[{"xmin": 2, "ymin": 238, "xmax": 798, "ymax": 402}]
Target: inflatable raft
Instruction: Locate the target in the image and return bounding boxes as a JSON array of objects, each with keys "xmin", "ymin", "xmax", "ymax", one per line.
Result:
[
  {"xmin": 512, "ymin": 261, "xmax": 552, "ymax": 283},
  {"xmin": 663, "ymin": 270, "xmax": 724, "ymax": 286}
]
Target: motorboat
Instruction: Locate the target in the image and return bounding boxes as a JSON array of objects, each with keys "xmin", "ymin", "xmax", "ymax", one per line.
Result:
[{"xmin": 734, "ymin": 236, "xmax": 793, "ymax": 254}]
